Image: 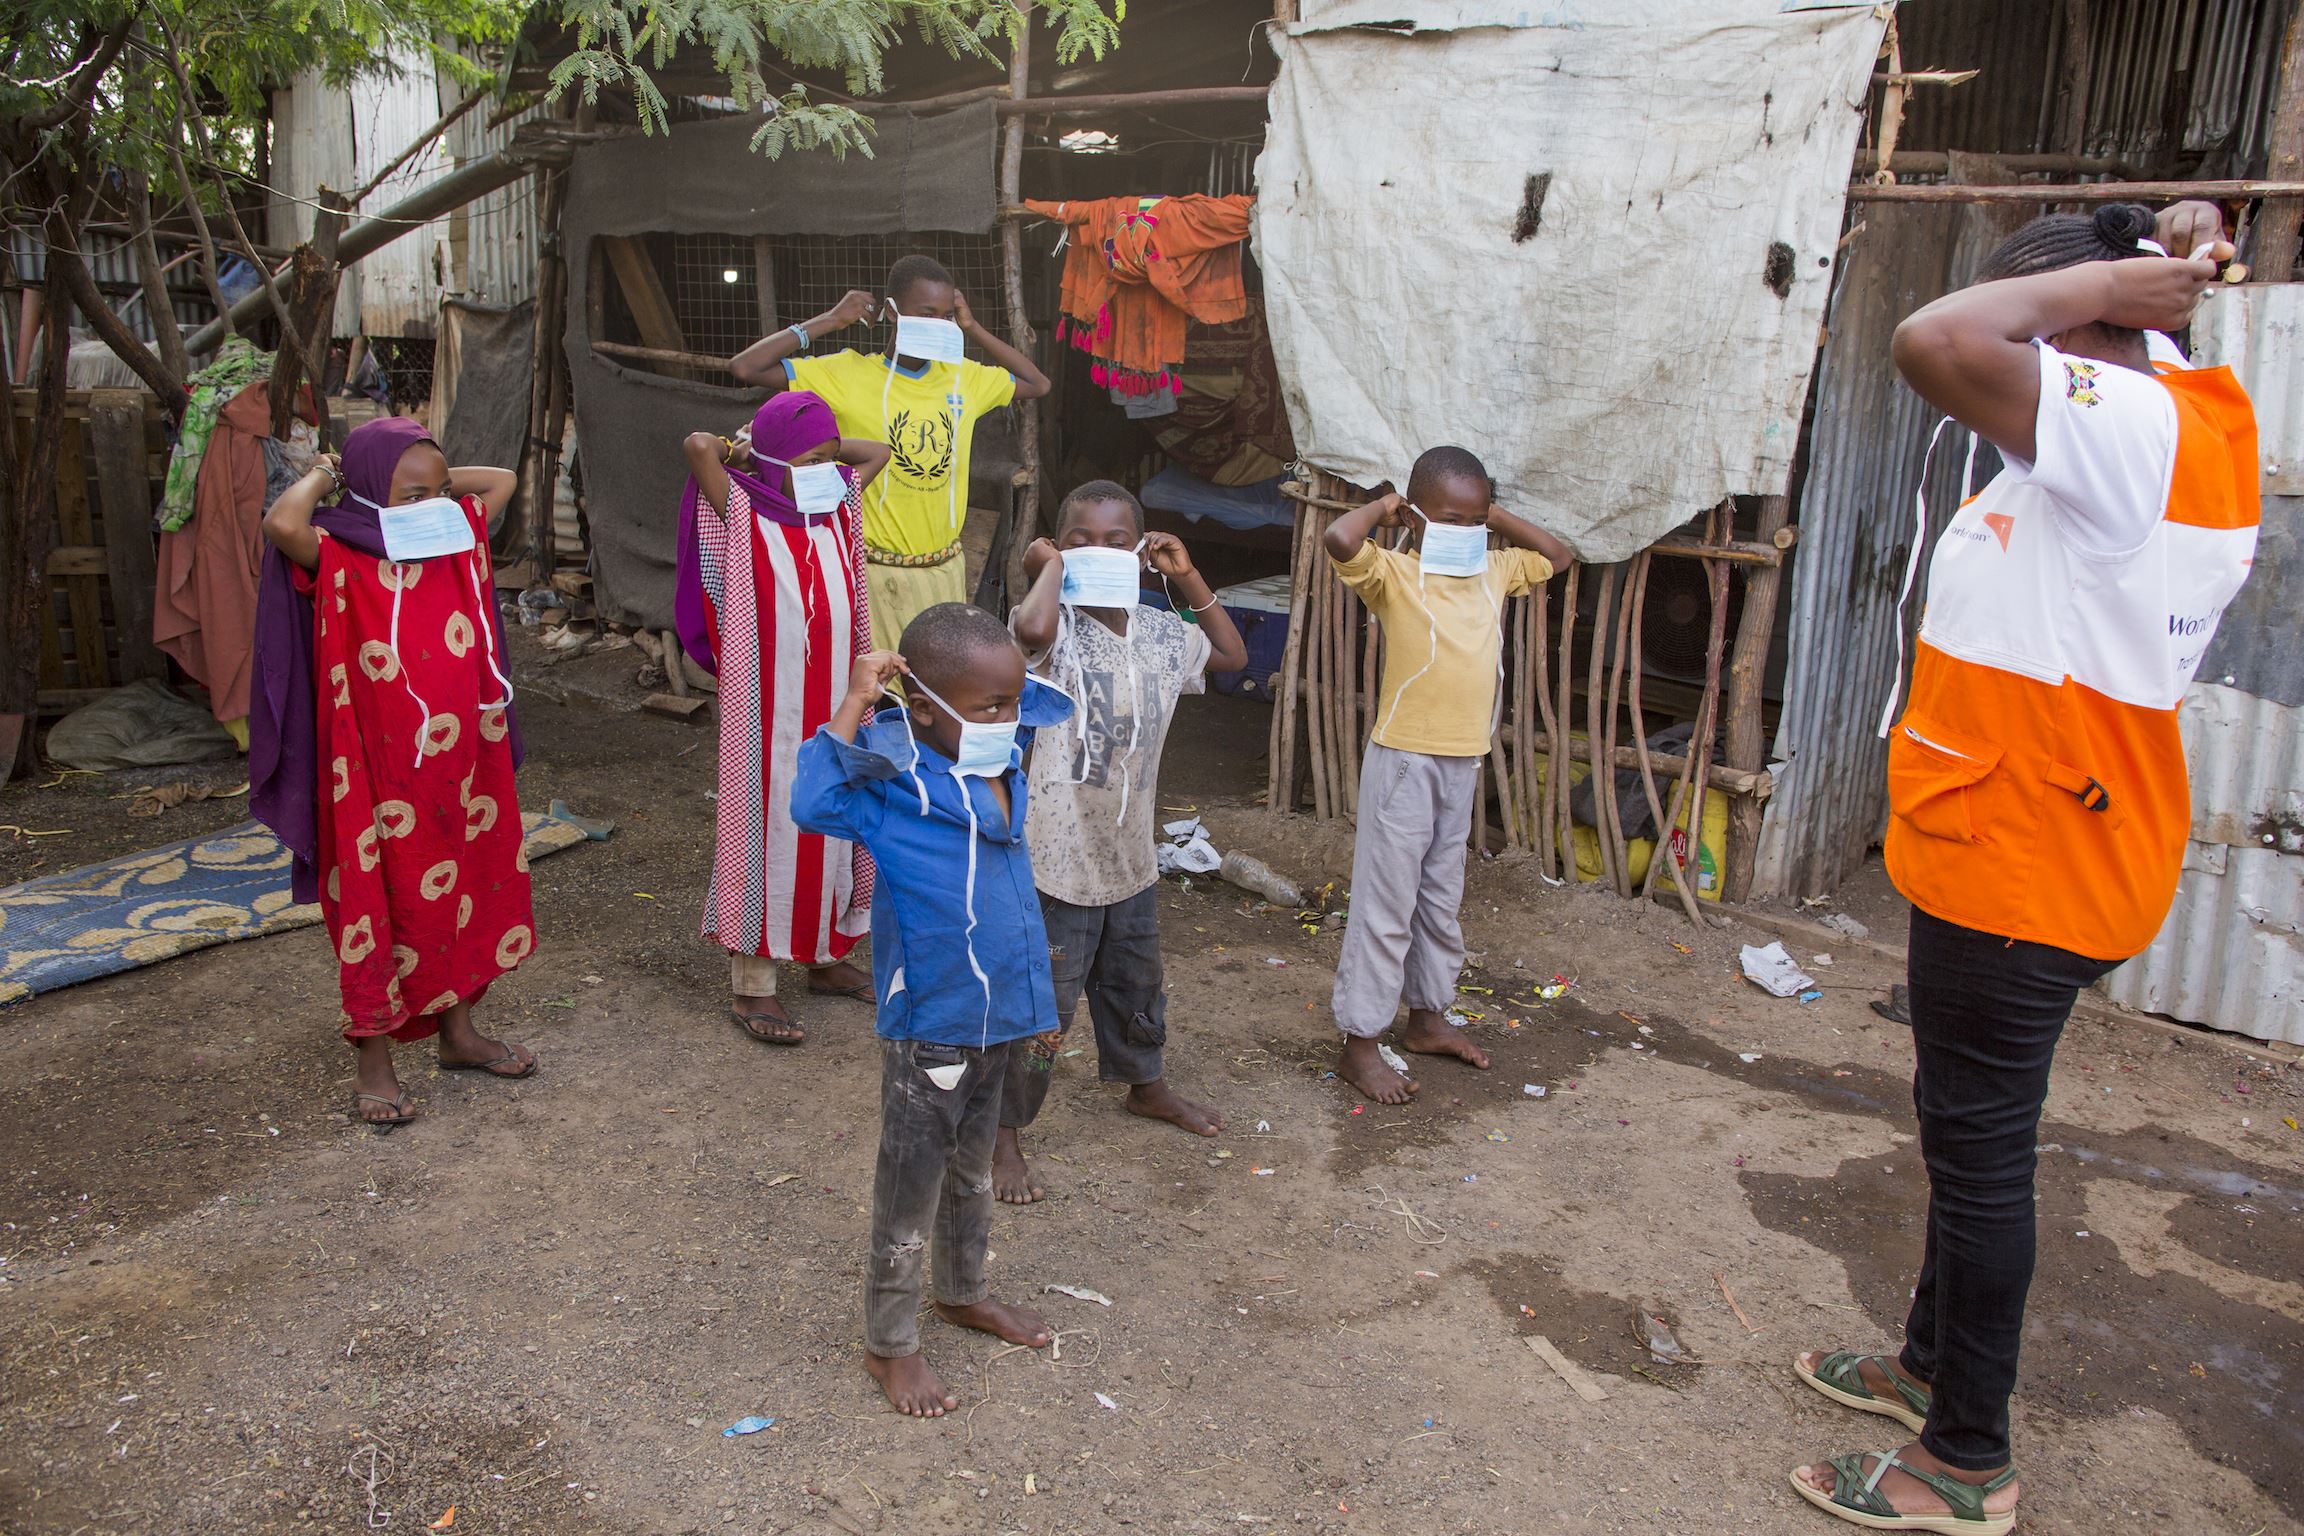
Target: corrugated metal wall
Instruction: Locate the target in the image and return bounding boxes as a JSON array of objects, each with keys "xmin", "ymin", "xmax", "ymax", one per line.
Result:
[
  {"xmin": 1752, "ymin": 0, "xmax": 2290, "ymax": 900},
  {"xmin": 439, "ymin": 81, "xmax": 547, "ymax": 309},
  {"xmin": 4, "ymin": 229, "xmax": 217, "ymax": 348},
  {"xmin": 2100, "ymin": 285, "xmax": 2304, "ymax": 1045}
]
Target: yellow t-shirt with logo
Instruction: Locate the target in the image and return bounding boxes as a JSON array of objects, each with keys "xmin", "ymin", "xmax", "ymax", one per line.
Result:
[
  {"xmin": 786, "ymin": 351, "xmax": 1017, "ymax": 557},
  {"xmin": 1332, "ymin": 541, "xmax": 1555, "ymax": 758}
]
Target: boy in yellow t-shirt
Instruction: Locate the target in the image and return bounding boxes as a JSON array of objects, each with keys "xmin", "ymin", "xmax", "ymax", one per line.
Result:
[
  {"xmin": 730, "ymin": 255, "xmax": 1053, "ymax": 652},
  {"xmin": 1322, "ymin": 445, "xmax": 1576, "ymax": 1106}
]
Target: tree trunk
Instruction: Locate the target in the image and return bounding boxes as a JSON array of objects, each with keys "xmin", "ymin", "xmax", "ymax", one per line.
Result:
[
  {"xmin": 47, "ymin": 231, "xmax": 185, "ymax": 406},
  {"xmin": 0, "ymin": 263, "xmax": 76, "ymax": 762},
  {"xmin": 269, "ymin": 189, "xmax": 347, "ymax": 445},
  {"xmin": 127, "ymin": 165, "xmax": 191, "ymax": 392}
]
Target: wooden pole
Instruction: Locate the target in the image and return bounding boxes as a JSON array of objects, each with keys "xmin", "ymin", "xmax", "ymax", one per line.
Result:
[
  {"xmin": 1583, "ymin": 564, "xmax": 1621, "ymax": 894},
  {"xmin": 1624, "ymin": 553, "xmax": 1708, "ymax": 926},
  {"xmin": 1722, "ymin": 494, "xmax": 1790, "ymax": 903},
  {"xmin": 1848, "ymin": 178, "xmax": 2304, "ymax": 203},
  {"xmin": 2056, "ymin": 0, "xmax": 2094, "ymax": 158},
  {"xmin": 1270, "ymin": 489, "xmax": 1316, "ymax": 815},
  {"xmin": 2255, "ymin": 1, "xmax": 2304, "ymax": 281},
  {"xmin": 1601, "ymin": 561, "xmax": 1638, "ymax": 896},
  {"xmin": 1550, "ymin": 563, "xmax": 1579, "ymax": 876},
  {"xmin": 998, "ymin": 1, "xmax": 1040, "ymax": 607}
]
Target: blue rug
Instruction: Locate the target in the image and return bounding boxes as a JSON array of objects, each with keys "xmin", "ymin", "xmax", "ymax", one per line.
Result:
[{"xmin": 0, "ymin": 813, "xmax": 594, "ymax": 1005}]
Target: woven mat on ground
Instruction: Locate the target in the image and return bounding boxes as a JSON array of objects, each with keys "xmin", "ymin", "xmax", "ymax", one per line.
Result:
[{"xmin": 0, "ymin": 812, "xmax": 591, "ymax": 1004}]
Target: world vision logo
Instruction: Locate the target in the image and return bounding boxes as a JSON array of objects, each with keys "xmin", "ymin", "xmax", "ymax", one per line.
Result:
[
  {"xmin": 2063, "ymin": 360, "xmax": 2104, "ymax": 407},
  {"xmin": 1982, "ymin": 511, "xmax": 2015, "ymax": 551},
  {"xmin": 887, "ymin": 405, "xmax": 956, "ymax": 489}
]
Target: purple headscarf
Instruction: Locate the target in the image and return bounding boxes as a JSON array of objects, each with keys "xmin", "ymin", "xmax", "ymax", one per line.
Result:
[
  {"xmin": 673, "ymin": 391, "xmax": 846, "ymax": 674},
  {"xmin": 249, "ymin": 417, "xmax": 524, "ymax": 903}
]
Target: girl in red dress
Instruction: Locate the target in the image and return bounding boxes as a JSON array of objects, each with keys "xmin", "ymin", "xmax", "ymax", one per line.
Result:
[{"xmin": 253, "ymin": 418, "xmax": 537, "ymax": 1131}]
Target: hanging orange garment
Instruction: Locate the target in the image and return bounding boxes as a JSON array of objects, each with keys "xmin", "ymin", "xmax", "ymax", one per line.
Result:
[
  {"xmin": 153, "ymin": 380, "xmax": 312, "ymax": 725},
  {"xmin": 1023, "ymin": 194, "xmax": 1255, "ymax": 390}
]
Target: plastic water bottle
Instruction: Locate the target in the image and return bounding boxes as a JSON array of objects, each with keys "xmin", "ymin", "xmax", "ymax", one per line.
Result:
[{"xmin": 1220, "ymin": 850, "xmax": 1303, "ymax": 909}]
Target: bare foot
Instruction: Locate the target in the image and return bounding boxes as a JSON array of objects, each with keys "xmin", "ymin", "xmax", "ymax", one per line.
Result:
[
  {"xmin": 864, "ymin": 1350, "xmax": 958, "ymax": 1417},
  {"xmin": 436, "ymin": 1000, "xmax": 536, "ymax": 1075},
  {"xmin": 1339, "ymin": 1035, "xmax": 1416, "ymax": 1104},
  {"xmin": 1401, "ymin": 1008, "xmax": 1490, "ymax": 1069},
  {"xmin": 809, "ymin": 959, "xmax": 874, "ymax": 998},
  {"xmin": 934, "ymin": 1297, "xmax": 1052, "ymax": 1347},
  {"xmin": 1125, "ymin": 1079, "xmax": 1223, "ymax": 1136},
  {"xmin": 992, "ymin": 1126, "xmax": 1044, "ymax": 1205},
  {"xmin": 1792, "ymin": 1440, "xmax": 2018, "ymax": 1522},
  {"xmin": 352, "ymin": 1037, "xmax": 413, "ymax": 1126}
]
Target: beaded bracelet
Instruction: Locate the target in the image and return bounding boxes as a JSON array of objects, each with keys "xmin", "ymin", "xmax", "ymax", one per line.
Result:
[{"xmin": 788, "ymin": 323, "xmax": 811, "ymax": 352}]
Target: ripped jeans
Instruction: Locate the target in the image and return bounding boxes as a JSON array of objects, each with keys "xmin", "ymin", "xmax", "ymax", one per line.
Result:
[
  {"xmin": 1001, "ymin": 887, "xmax": 1168, "ymax": 1129},
  {"xmin": 865, "ymin": 1037, "xmax": 1013, "ymax": 1358}
]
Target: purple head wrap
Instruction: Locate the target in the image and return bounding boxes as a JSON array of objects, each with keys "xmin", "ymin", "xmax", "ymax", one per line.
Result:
[
  {"xmin": 673, "ymin": 390, "xmax": 846, "ymax": 675},
  {"xmin": 249, "ymin": 417, "xmax": 524, "ymax": 902}
]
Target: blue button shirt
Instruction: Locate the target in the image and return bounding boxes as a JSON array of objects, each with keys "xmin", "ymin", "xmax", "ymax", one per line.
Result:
[{"xmin": 790, "ymin": 678, "xmax": 1073, "ymax": 1048}]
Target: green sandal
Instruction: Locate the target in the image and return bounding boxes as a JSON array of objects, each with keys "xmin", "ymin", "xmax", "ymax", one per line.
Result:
[
  {"xmin": 1790, "ymin": 1451, "xmax": 2016, "ymax": 1534},
  {"xmin": 1796, "ymin": 1351, "xmax": 1932, "ymax": 1434}
]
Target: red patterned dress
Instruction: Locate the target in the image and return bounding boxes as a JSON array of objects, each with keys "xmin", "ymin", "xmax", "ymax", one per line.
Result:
[{"xmin": 294, "ymin": 495, "xmax": 534, "ymax": 1039}]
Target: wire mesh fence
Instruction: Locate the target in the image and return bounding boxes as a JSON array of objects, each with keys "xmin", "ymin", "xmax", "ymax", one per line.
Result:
[{"xmin": 770, "ymin": 232, "xmax": 1007, "ymax": 342}]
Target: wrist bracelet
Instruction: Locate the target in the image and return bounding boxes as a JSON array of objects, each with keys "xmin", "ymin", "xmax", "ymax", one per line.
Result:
[
  {"xmin": 789, "ymin": 323, "xmax": 810, "ymax": 352},
  {"xmin": 1189, "ymin": 595, "xmax": 1220, "ymax": 613},
  {"xmin": 719, "ymin": 436, "xmax": 738, "ymax": 465}
]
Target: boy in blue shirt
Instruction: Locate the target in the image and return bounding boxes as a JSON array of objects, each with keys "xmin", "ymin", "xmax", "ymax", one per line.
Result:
[{"xmin": 791, "ymin": 602, "xmax": 1074, "ymax": 1418}]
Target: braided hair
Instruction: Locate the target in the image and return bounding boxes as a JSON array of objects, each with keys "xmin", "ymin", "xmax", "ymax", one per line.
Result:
[
  {"xmin": 1978, "ymin": 203, "xmax": 2156, "ymax": 283},
  {"xmin": 1975, "ymin": 203, "xmax": 2158, "ymax": 348}
]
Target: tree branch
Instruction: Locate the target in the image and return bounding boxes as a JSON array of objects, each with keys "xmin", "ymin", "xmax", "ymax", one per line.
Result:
[
  {"xmin": 127, "ymin": 165, "xmax": 190, "ymax": 389},
  {"xmin": 21, "ymin": 13, "xmax": 139, "ymax": 134},
  {"xmin": 47, "ymin": 230, "xmax": 186, "ymax": 404}
]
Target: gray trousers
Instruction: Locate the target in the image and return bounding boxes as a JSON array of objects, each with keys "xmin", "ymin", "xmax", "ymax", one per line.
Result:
[
  {"xmin": 865, "ymin": 1037, "xmax": 1011, "ymax": 1357},
  {"xmin": 1002, "ymin": 886, "xmax": 1168, "ymax": 1129},
  {"xmin": 1332, "ymin": 743, "xmax": 1479, "ymax": 1038}
]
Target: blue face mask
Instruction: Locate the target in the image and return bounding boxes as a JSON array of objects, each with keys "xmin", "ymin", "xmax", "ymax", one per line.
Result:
[
  {"xmin": 894, "ymin": 674, "xmax": 1016, "ymax": 779},
  {"xmin": 1413, "ymin": 505, "xmax": 1490, "ymax": 577}
]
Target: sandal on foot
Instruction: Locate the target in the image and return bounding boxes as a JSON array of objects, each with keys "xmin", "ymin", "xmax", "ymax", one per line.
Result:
[
  {"xmin": 441, "ymin": 1048, "xmax": 537, "ymax": 1079},
  {"xmin": 1789, "ymin": 1451, "xmax": 2015, "ymax": 1534},
  {"xmin": 1796, "ymin": 1352, "xmax": 1932, "ymax": 1433},
  {"xmin": 1871, "ymin": 985, "xmax": 1912, "ymax": 1026},
  {"xmin": 731, "ymin": 1007, "xmax": 804, "ymax": 1046},
  {"xmin": 808, "ymin": 979, "xmax": 875, "ymax": 1002},
  {"xmin": 352, "ymin": 1091, "xmax": 417, "ymax": 1133}
]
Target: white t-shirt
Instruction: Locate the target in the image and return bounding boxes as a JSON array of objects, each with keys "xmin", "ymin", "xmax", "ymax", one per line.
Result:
[{"xmin": 1021, "ymin": 604, "xmax": 1211, "ymax": 908}]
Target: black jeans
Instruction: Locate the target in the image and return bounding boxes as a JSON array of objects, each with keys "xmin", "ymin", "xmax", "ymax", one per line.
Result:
[
  {"xmin": 865, "ymin": 1037, "xmax": 1012, "ymax": 1358},
  {"xmin": 1000, "ymin": 887, "xmax": 1168, "ymax": 1129},
  {"xmin": 1899, "ymin": 908, "xmax": 2118, "ymax": 1470}
]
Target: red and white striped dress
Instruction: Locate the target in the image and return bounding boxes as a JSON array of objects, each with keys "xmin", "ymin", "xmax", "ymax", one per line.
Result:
[{"xmin": 691, "ymin": 479, "xmax": 873, "ymax": 964}]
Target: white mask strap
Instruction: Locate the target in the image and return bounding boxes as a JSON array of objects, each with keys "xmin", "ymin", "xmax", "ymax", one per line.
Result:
[{"xmin": 1877, "ymin": 415, "xmax": 1959, "ymax": 740}]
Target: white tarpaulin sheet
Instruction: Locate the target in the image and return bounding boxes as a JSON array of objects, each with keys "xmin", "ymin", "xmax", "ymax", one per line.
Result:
[{"xmin": 1255, "ymin": 3, "xmax": 1888, "ymax": 562}]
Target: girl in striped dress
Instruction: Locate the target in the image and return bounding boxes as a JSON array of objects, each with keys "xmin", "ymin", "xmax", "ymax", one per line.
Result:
[{"xmin": 676, "ymin": 393, "xmax": 890, "ymax": 1043}]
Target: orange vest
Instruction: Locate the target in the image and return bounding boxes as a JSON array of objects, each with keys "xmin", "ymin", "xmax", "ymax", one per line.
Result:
[{"xmin": 1885, "ymin": 359, "xmax": 2258, "ymax": 961}]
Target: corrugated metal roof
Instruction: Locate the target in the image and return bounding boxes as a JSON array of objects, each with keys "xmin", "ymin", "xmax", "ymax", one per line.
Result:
[
  {"xmin": 442, "ymin": 89, "xmax": 548, "ymax": 309},
  {"xmin": 5, "ymin": 229, "xmax": 219, "ymax": 351}
]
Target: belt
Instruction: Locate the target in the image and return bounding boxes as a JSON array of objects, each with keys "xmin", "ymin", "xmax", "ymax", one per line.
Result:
[{"xmin": 865, "ymin": 541, "xmax": 962, "ymax": 569}]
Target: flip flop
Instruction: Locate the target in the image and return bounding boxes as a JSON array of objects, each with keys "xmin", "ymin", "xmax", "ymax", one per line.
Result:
[
  {"xmin": 1789, "ymin": 1451, "xmax": 2016, "ymax": 1533},
  {"xmin": 808, "ymin": 979, "xmax": 876, "ymax": 1003},
  {"xmin": 1796, "ymin": 1351, "xmax": 1932, "ymax": 1433},
  {"xmin": 352, "ymin": 1090, "xmax": 417, "ymax": 1134},
  {"xmin": 440, "ymin": 1047, "xmax": 537, "ymax": 1079},
  {"xmin": 731, "ymin": 1007, "xmax": 805, "ymax": 1046}
]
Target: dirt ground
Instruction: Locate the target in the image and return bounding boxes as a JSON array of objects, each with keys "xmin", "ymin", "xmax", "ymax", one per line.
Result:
[{"xmin": 3, "ymin": 635, "xmax": 2299, "ymax": 1536}]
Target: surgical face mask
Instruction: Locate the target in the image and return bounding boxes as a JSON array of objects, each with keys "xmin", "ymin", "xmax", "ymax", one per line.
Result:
[
  {"xmin": 895, "ymin": 674, "xmax": 1016, "ymax": 779},
  {"xmin": 761, "ymin": 456, "xmax": 851, "ymax": 518},
  {"xmin": 1058, "ymin": 543, "xmax": 1145, "ymax": 608},
  {"xmin": 888, "ymin": 302, "xmax": 966, "ymax": 365},
  {"xmin": 376, "ymin": 496, "xmax": 476, "ymax": 562},
  {"xmin": 1413, "ymin": 506, "xmax": 1490, "ymax": 577}
]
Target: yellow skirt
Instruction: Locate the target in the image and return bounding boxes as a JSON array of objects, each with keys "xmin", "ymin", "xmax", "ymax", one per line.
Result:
[{"xmin": 865, "ymin": 555, "xmax": 967, "ymax": 656}]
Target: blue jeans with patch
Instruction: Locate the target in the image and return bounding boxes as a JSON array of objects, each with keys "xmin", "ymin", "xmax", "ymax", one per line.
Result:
[
  {"xmin": 865, "ymin": 1037, "xmax": 1011, "ymax": 1357},
  {"xmin": 1001, "ymin": 886, "xmax": 1168, "ymax": 1129}
]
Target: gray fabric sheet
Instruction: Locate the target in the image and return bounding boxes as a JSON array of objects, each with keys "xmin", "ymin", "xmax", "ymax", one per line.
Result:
[
  {"xmin": 564, "ymin": 104, "xmax": 999, "ymax": 630},
  {"xmin": 439, "ymin": 300, "xmax": 536, "ymax": 477}
]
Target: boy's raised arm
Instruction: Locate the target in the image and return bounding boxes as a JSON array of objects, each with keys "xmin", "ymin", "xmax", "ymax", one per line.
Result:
[
  {"xmin": 1145, "ymin": 532, "xmax": 1248, "ymax": 672},
  {"xmin": 1322, "ymin": 490, "xmax": 1406, "ymax": 562},
  {"xmin": 1486, "ymin": 503, "xmax": 1577, "ymax": 571},
  {"xmin": 1011, "ymin": 538, "xmax": 1065, "ymax": 655}
]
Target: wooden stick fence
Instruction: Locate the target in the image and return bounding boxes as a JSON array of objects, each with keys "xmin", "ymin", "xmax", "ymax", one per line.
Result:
[{"xmin": 1269, "ymin": 477, "xmax": 1776, "ymax": 920}]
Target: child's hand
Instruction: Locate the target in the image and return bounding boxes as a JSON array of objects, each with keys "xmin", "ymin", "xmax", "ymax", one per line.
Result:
[
  {"xmin": 1142, "ymin": 531, "xmax": 1195, "ymax": 578},
  {"xmin": 954, "ymin": 290, "xmax": 982, "ymax": 335},
  {"xmin": 827, "ymin": 289, "xmax": 876, "ymax": 330},
  {"xmin": 848, "ymin": 650, "xmax": 906, "ymax": 701},
  {"xmin": 1023, "ymin": 537, "xmax": 1060, "ymax": 581},
  {"xmin": 1368, "ymin": 491, "xmax": 1410, "ymax": 528}
]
